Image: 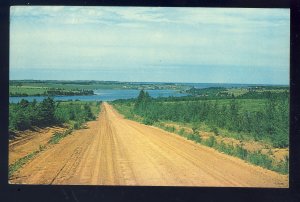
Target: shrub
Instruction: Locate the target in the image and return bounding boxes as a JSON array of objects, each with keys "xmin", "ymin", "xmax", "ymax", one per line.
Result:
[
  {"xmin": 235, "ymin": 145, "xmax": 248, "ymax": 159},
  {"xmin": 205, "ymin": 136, "xmax": 216, "ymax": 147},
  {"xmin": 142, "ymin": 117, "xmax": 154, "ymax": 125},
  {"xmin": 246, "ymin": 151, "xmax": 273, "ymax": 170},
  {"xmin": 273, "ymin": 156, "xmax": 288, "ymax": 174},
  {"xmin": 73, "ymin": 122, "xmax": 81, "ymax": 130},
  {"xmin": 187, "ymin": 133, "xmax": 201, "ymax": 143},
  {"xmin": 178, "ymin": 128, "xmax": 186, "ymax": 136}
]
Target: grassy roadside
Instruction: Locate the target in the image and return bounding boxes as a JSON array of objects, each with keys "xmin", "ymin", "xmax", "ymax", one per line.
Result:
[
  {"xmin": 112, "ymin": 102, "xmax": 288, "ymax": 175},
  {"xmin": 161, "ymin": 123, "xmax": 288, "ymax": 174},
  {"xmin": 9, "ymin": 102, "xmax": 101, "ymax": 178},
  {"xmin": 9, "ymin": 124, "xmax": 73, "ymax": 177}
]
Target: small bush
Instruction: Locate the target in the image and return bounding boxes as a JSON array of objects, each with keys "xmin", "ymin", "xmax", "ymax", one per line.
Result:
[
  {"xmin": 9, "ymin": 150, "xmax": 39, "ymax": 177},
  {"xmin": 187, "ymin": 133, "xmax": 201, "ymax": 143},
  {"xmin": 204, "ymin": 136, "xmax": 216, "ymax": 147},
  {"xmin": 48, "ymin": 132, "xmax": 64, "ymax": 144},
  {"xmin": 235, "ymin": 145, "xmax": 248, "ymax": 159},
  {"xmin": 273, "ymin": 156, "xmax": 288, "ymax": 174},
  {"xmin": 48, "ymin": 128, "xmax": 73, "ymax": 145},
  {"xmin": 215, "ymin": 141, "xmax": 234, "ymax": 156},
  {"xmin": 142, "ymin": 117, "xmax": 154, "ymax": 125},
  {"xmin": 178, "ymin": 128, "xmax": 185, "ymax": 136},
  {"xmin": 246, "ymin": 151, "xmax": 273, "ymax": 170},
  {"xmin": 73, "ymin": 122, "xmax": 81, "ymax": 129},
  {"xmin": 163, "ymin": 126, "xmax": 175, "ymax": 133}
]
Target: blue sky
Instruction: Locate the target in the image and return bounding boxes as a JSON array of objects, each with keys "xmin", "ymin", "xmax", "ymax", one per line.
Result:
[{"xmin": 10, "ymin": 7, "xmax": 290, "ymax": 84}]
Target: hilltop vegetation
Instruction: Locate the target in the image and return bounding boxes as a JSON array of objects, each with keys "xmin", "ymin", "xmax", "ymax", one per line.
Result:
[
  {"xmin": 185, "ymin": 86, "xmax": 289, "ymax": 98},
  {"xmin": 10, "ymin": 86, "xmax": 94, "ymax": 97},
  {"xmin": 9, "ymin": 98, "xmax": 101, "ymax": 139},
  {"xmin": 114, "ymin": 89, "xmax": 289, "ymax": 148}
]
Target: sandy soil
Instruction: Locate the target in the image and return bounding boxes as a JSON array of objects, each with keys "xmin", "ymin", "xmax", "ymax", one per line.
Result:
[
  {"xmin": 9, "ymin": 103, "xmax": 288, "ymax": 187},
  {"xmin": 9, "ymin": 126, "xmax": 67, "ymax": 165}
]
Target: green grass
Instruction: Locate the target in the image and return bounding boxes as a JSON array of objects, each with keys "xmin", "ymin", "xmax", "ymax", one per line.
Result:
[
  {"xmin": 112, "ymin": 103, "xmax": 142, "ymax": 121},
  {"xmin": 9, "ymin": 149, "xmax": 41, "ymax": 177},
  {"xmin": 203, "ymin": 138, "xmax": 288, "ymax": 174},
  {"xmin": 48, "ymin": 128, "xmax": 73, "ymax": 145},
  {"xmin": 9, "ymin": 122, "xmax": 81, "ymax": 178},
  {"xmin": 10, "ymin": 86, "xmax": 48, "ymax": 95},
  {"xmin": 225, "ymin": 88, "xmax": 249, "ymax": 96},
  {"xmin": 10, "ymin": 85, "xmax": 94, "ymax": 96},
  {"xmin": 9, "ymin": 127, "xmax": 74, "ymax": 177},
  {"xmin": 9, "ymin": 101, "xmax": 100, "ymax": 177}
]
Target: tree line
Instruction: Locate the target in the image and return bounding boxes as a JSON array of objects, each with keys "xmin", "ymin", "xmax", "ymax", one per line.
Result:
[
  {"xmin": 124, "ymin": 90, "xmax": 289, "ymax": 148},
  {"xmin": 9, "ymin": 98, "xmax": 99, "ymax": 138}
]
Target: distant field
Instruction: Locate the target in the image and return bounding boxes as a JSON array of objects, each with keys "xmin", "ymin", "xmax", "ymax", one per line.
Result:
[
  {"xmin": 10, "ymin": 86, "xmax": 48, "ymax": 95},
  {"xmin": 9, "ymin": 80, "xmax": 187, "ymax": 95}
]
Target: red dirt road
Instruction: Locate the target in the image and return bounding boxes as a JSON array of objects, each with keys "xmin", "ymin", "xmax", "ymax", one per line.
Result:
[{"xmin": 9, "ymin": 103, "xmax": 288, "ymax": 187}]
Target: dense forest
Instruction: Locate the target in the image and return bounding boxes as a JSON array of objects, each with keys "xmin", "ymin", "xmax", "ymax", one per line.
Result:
[{"xmin": 9, "ymin": 97, "xmax": 101, "ymax": 139}]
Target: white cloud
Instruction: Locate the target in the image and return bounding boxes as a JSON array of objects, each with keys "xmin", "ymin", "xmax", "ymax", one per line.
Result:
[{"xmin": 10, "ymin": 6, "xmax": 290, "ymax": 84}]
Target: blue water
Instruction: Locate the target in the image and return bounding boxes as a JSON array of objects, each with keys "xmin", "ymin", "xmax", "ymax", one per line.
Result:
[
  {"xmin": 9, "ymin": 89, "xmax": 188, "ymax": 103},
  {"xmin": 9, "ymin": 83, "xmax": 286, "ymax": 103}
]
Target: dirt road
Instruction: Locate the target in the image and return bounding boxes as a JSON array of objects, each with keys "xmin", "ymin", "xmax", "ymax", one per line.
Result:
[
  {"xmin": 9, "ymin": 103, "xmax": 288, "ymax": 187},
  {"xmin": 9, "ymin": 126, "xmax": 67, "ymax": 165}
]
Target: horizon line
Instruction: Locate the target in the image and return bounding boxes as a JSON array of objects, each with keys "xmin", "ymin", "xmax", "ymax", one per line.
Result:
[{"xmin": 9, "ymin": 79, "xmax": 289, "ymax": 86}]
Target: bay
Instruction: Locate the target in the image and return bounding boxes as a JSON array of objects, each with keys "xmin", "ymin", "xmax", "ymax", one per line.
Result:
[{"xmin": 9, "ymin": 89, "xmax": 187, "ymax": 103}]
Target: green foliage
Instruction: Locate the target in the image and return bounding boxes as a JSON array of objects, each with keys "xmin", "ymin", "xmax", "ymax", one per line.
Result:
[
  {"xmin": 48, "ymin": 128, "xmax": 73, "ymax": 145},
  {"xmin": 113, "ymin": 92, "xmax": 289, "ymax": 174},
  {"xmin": 114, "ymin": 90, "xmax": 289, "ymax": 148},
  {"xmin": 39, "ymin": 97, "xmax": 56, "ymax": 125},
  {"xmin": 246, "ymin": 151, "xmax": 273, "ymax": 170},
  {"xmin": 9, "ymin": 98, "xmax": 99, "ymax": 138},
  {"xmin": 211, "ymin": 126, "xmax": 219, "ymax": 136},
  {"xmin": 273, "ymin": 156, "xmax": 289, "ymax": 174},
  {"xmin": 9, "ymin": 150, "xmax": 40, "ymax": 177},
  {"xmin": 135, "ymin": 90, "xmax": 151, "ymax": 109},
  {"xmin": 9, "ymin": 85, "xmax": 94, "ymax": 97},
  {"xmin": 187, "ymin": 133, "xmax": 201, "ymax": 143},
  {"xmin": 186, "ymin": 87, "xmax": 230, "ymax": 98},
  {"xmin": 204, "ymin": 136, "xmax": 216, "ymax": 147},
  {"xmin": 113, "ymin": 89, "xmax": 289, "ymax": 174},
  {"xmin": 207, "ymin": 139, "xmax": 288, "ymax": 174},
  {"xmin": 142, "ymin": 117, "xmax": 155, "ymax": 125},
  {"xmin": 178, "ymin": 128, "xmax": 186, "ymax": 136}
]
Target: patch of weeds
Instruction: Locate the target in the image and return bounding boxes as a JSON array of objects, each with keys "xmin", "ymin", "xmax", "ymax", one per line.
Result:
[
  {"xmin": 142, "ymin": 117, "xmax": 155, "ymax": 125},
  {"xmin": 272, "ymin": 156, "xmax": 289, "ymax": 174},
  {"xmin": 187, "ymin": 133, "xmax": 201, "ymax": 143},
  {"xmin": 48, "ymin": 128, "xmax": 73, "ymax": 145},
  {"xmin": 204, "ymin": 136, "xmax": 216, "ymax": 147},
  {"xmin": 9, "ymin": 150, "xmax": 40, "ymax": 177},
  {"xmin": 39, "ymin": 144, "xmax": 46, "ymax": 151},
  {"xmin": 246, "ymin": 151, "xmax": 273, "ymax": 170},
  {"xmin": 163, "ymin": 125, "xmax": 176, "ymax": 133},
  {"xmin": 205, "ymin": 139, "xmax": 287, "ymax": 174},
  {"xmin": 178, "ymin": 128, "xmax": 186, "ymax": 136}
]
